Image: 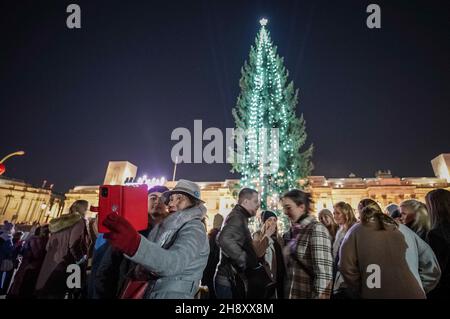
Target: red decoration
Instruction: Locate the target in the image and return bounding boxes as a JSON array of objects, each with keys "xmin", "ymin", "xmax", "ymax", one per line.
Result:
[{"xmin": 0, "ymin": 163, "xmax": 5, "ymax": 176}]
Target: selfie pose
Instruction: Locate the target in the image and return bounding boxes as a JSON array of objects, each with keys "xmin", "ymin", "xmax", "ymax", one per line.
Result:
[
  {"xmin": 103, "ymin": 179, "xmax": 209, "ymax": 299},
  {"xmin": 91, "ymin": 185, "xmax": 170, "ymax": 299}
]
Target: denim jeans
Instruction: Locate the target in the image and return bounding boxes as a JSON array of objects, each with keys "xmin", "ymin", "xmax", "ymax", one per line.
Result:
[{"xmin": 214, "ymin": 281, "xmax": 233, "ymax": 299}]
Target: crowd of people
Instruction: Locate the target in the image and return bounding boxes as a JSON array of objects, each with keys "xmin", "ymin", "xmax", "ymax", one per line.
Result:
[{"xmin": 0, "ymin": 181, "xmax": 449, "ymax": 299}]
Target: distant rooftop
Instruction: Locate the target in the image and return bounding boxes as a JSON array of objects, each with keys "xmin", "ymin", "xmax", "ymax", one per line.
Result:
[{"xmin": 0, "ymin": 176, "xmax": 29, "ymax": 187}]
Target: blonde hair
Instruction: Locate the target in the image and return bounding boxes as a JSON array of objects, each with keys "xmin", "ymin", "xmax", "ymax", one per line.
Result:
[
  {"xmin": 318, "ymin": 208, "xmax": 334, "ymax": 221},
  {"xmin": 69, "ymin": 200, "xmax": 89, "ymax": 215},
  {"xmin": 318, "ymin": 208, "xmax": 338, "ymax": 238},
  {"xmin": 400, "ymin": 199, "xmax": 430, "ymax": 234},
  {"xmin": 334, "ymin": 201, "xmax": 357, "ymax": 230}
]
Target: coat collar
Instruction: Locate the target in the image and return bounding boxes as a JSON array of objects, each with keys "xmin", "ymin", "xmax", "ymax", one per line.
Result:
[
  {"xmin": 234, "ymin": 204, "xmax": 253, "ymax": 219},
  {"xmin": 48, "ymin": 211, "xmax": 84, "ymax": 234},
  {"xmin": 295, "ymin": 213, "xmax": 315, "ymax": 226},
  {"xmin": 148, "ymin": 204, "xmax": 207, "ymax": 247}
]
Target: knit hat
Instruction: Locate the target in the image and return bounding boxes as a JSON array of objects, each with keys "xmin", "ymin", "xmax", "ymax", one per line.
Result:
[
  {"xmin": 213, "ymin": 214, "xmax": 224, "ymax": 229},
  {"xmin": 386, "ymin": 204, "xmax": 400, "ymax": 218},
  {"xmin": 261, "ymin": 210, "xmax": 277, "ymax": 223},
  {"xmin": 148, "ymin": 185, "xmax": 169, "ymax": 195}
]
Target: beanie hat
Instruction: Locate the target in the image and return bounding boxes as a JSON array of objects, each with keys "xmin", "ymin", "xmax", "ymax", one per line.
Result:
[
  {"xmin": 386, "ymin": 204, "xmax": 400, "ymax": 218},
  {"xmin": 261, "ymin": 210, "xmax": 277, "ymax": 224},
  {"xmin": 148, "ymin": 185, "xmax": 169, "ymax": 195}
]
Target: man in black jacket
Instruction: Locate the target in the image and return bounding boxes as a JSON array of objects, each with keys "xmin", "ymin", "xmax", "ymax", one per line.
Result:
[{"xmin": 214, "ymin": 188, "xmax": 265, "ymax": 299}]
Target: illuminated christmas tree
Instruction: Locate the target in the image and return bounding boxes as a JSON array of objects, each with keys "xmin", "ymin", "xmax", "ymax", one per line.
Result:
[{"xmin": 231, "ymin": 18, "xmax": 313, "ymax": 216}]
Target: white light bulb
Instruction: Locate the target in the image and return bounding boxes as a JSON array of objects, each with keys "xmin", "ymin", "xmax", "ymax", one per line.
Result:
[{"xmin": 259, "ymin": 18, "xmax": 268, "ymax": 27}]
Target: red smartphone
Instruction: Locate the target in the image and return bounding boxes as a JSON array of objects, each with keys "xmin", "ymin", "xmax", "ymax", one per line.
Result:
[{"xmin": 98, "ymin": 184, "xmax": 148, "ymax": 233}]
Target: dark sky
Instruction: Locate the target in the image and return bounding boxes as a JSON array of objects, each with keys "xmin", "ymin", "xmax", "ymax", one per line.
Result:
[{"xmin": 1, "ymin": 0, "xmax": 449, "ymax": 193}]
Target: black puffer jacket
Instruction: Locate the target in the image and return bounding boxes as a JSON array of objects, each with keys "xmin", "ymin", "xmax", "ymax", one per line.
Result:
[{"xmin": 215, "ymin": 205, "xmax": 259, "ymax": 282}]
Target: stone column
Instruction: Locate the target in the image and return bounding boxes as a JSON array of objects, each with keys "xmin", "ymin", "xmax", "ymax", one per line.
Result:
[
  {"xmin": 24, "ymin": 198, "xmax": 36, "ymax": 223},
  {"xmin": 1, "ymin": 194, "xmax": 13, "ymax": 216}
]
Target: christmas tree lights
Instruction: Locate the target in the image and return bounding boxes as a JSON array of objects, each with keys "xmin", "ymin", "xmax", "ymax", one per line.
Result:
[{"xmin": 232, "ymin": 19, "xmax": 313, "ymax": 219}]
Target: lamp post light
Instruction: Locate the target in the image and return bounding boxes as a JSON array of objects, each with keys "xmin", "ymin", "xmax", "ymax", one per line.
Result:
[{"xmin": 0, "ymin": 150, "xmax": 25, "ymax": 176}]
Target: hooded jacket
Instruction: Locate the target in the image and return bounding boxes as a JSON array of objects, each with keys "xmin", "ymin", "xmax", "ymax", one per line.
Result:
[{"xmin": 35, "ymin": 211, "xmax": 90, "ymax": 297}]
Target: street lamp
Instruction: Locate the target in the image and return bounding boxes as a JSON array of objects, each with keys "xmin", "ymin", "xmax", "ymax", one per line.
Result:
[{"xmin": 0, "ymin": 150, "xmax": 25, "ymax": 176}]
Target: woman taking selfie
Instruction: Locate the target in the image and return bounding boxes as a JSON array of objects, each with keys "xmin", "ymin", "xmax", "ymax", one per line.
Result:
[{"xmin": 103, "ymin": 179, "xmax": 209, "ymax": 299}]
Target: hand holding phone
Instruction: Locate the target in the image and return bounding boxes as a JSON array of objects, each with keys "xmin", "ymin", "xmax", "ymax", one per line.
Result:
[{"xmin": 97, "ymin": 184, "xmax": 148, "ymax": 233}]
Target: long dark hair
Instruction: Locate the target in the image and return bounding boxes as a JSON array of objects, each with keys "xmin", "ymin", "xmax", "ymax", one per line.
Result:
[
  {"xmin": 281, "ymin": 189, "xmax": 314, "ymax": 214},
  {"xmin": 425, "ymin": 189, "xmax": 450, "ymax": 229}
]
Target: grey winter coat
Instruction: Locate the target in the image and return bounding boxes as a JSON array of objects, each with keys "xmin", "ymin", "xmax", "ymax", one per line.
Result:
[
  {"xmin": 397, "ymin": 224, "xmax": 441, "ymax": 293},
  {"xmin": 126, "ymin": 204, "xmax": 209, "ymax": 299}
]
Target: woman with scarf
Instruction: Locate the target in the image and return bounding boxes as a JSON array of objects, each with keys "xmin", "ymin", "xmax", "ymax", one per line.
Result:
[
  {"xmin": 281, "ymin": 189, "xmax": 334, "ymax": 299},
  {"xmin": 103, "ymin": 179, "xmax": 209, "ymax": 299}
]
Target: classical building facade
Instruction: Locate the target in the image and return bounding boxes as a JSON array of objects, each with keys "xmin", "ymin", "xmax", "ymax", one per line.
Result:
[
  {"xmin": 0, "ymin": 177, "xmax": 64, "ymax": 224},
  {"xmin": 64, "ymin": 180, "xmax": 237, "ymax": 230},
  {"xmin": 63, "ymin": 155, "xmax": 450, "ymax": 230},
  {"xmin": 3, "ymin": 154, "xmax": 449, "ymax": 226},
  {"xmin": 307, "ymin": 173, "xmax": 450, "ymax": 213}
]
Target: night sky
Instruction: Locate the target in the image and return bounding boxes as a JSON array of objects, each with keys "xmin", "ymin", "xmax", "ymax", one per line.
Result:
[{"xmin": 1, "ymin": 0, "xmax": 449, "ymax": 193}]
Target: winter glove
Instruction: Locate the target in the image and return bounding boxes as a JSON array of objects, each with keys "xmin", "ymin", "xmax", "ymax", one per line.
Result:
[{"xmin": 103, "ymin": 213, "xmax": 141, "ymax": 257}]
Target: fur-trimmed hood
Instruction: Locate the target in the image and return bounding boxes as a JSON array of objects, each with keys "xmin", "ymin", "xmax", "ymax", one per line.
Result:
[{"xmin": 49, "ymin": 211, "xmax": 84, "ymax": 234}]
